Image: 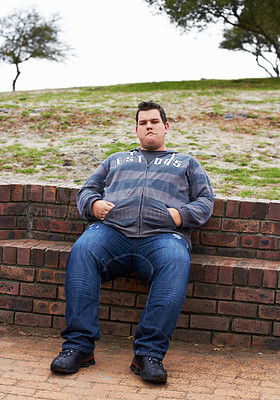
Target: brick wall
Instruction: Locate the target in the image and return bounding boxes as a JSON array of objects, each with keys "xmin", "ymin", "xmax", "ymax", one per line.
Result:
[
  {"xmin": 1, "ymin": 183, "xmax": 279, "ymax": 260},
  {"xmin": 1, "ymin": 182, "xmax": 280, "ymax": 348},
  {"xmin": 1, "ymin": 239, "xmax": 280, "ymax": 349}
]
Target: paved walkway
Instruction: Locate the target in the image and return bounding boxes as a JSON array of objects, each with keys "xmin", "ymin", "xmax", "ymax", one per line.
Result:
[{"xmin": 0, "ymin": 325, "xmax": 280, "ymax": 400}]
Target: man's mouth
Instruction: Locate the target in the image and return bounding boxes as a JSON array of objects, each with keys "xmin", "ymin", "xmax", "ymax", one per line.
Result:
[{"xmin": 147, "ymin": 131, "xmax": 158, "ymax": 135}]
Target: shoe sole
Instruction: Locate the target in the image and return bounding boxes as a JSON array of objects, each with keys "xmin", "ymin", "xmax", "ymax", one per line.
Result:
[
  {"xmin": 130, "ymin": 362, "xmax": 167, "ymax": 383},
  {"xmin": 51, "ymin": 357, "xmax": 95, "ymax": 374}
]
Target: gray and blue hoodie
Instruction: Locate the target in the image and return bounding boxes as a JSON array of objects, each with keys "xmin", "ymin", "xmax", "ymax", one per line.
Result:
[{"xmin": 77, "ymin": 148, "xmax": 215, "ymax": 248}]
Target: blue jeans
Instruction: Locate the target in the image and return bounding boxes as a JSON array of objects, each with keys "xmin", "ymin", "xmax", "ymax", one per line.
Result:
[{"xmin": 61, "ymin": 223, "xmax": 191, "ymax": 360}]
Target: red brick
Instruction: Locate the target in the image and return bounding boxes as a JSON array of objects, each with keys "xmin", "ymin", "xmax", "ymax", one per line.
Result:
[
  {"xmin": 0, "ymin": 296, "xmax": 32, "ymax": 311},
  {"xmin": 136, "ymin": 294, "xmax": 148, "ymax": 308},
  {"xmin": 273, "ymin": 322, "xmax": 280, "ymax": 336},
  {"xmin": 111, "ymin": 307, "xmax": 142, "ymax": 323},
  {"xmin": 68, "ymin": 206, "xmax": 80, "ymax": 219},
  {"xmin": 182, "ymin": 298, "xmax": 216, "ymax": 314},
  {"xmin": 0, "ymin": 184, "xmax": 11, "ymax": 202},
  {"xmin": 212, "ymin": 332, "xmax": 251, "ymax": 347},
  {"xmin": 113, "ymin": 276, "xmax": 149, "ymax": 293},
  {"xmin": 10, "ymin": 184, "xmax": 23, "ymax": 201},
  {"xmin": 0, "ymin": 310, "xmax": 14, "ymax": 323},
  {"xmin": 0, "ymin": 216, "xmax": 17, "ymax": 229},
  {"xmin": 56, "ymin": 187, "xmax": 71, "ymax": 204},
  {"xmin": 261, "ymin": 221, "xmax": 280, "ymax": 235},
  {"xmin": 32, "ymin": 204, "xmax": 67, "ymax": 218},
  {"xmin": 200, "ymin": 217, "xmax": 221, "ymax": 231},
  {"xmin": 37, "ymin": 269, "xmax": 65, "ymax": 284},
  {"xmin": 269, "ymin": 201, "xmax": 280, "ymax": 221},
  {"xmin": 17, "ymin": 240, "xmax": 40, "ymax": 265},
  {"xmin": 248, "ymin": 265, "xmax": 264, "ymax": 287},
  {"xmin": 33, "ymin": 300, "xmax": 65, "ymax": 315},
  {"xmin": 53, "ymin": 316, "xmax": 66, "ymax": 329},
  {"xmin": 24, "ymin": 184, "xmax": 43, "ymax": 202},
  {"xmin": 0, "ymin": 230, "xmax": 24, "ymax": 239},
  {"xmin": 218, "ymin": 264, "xmax": 233, "ymax": 285},
  {"xmin": 254, "ymin": 200, "xmax": 269, "ymax": 220},
  {"xmin": 59, "ymin": 246, "xmax": 72, "ymax": 269},
  {"xmin": 190, "ymin": 230, "xmax": 199, "ymax": 245},
  {"xmin": 43, "ymin": 185, "xmax": 56, "ymax": 203},
  {"xmin": 20, "ymin": 283, "xmax": 57, "ymax": 299},
  {"xmin": 30, "ymin": 241, "xmax": 54, "ymax": 266},
  {"xmin": 3, "ymin": 242, "xmax": 19, "ymax": 264},
  {"xmin": 235, "ymin": 287, "xmax": 274, "ymax": 304},
  {"xmin": 226, "ymin": 199, "xmax": 240, "ymax": 218},
  {"xmin": 241, "ymin": 235, "xmax": 278, "ymax": 250},
  {"xmin": 218, "ymin": 301, "xmax": 257, "ymax": 318},
  {"xmin": 70, "ymin": 188, "xmax": 79, "ymax": 205},
  {"xmin": 15, "ymin": 312, "xmax": 52, "ymax": 327},
  {"xmin": 201, "ymin": 232, "xmax": 238, "ymax": 247},
  {"xmin": 252, "ymin": 336, "xmax": 280, "ymax": 350},
  {"xmin": 58, "ymin": 286, "xmax": 65, "ymax": 300},
  {"xmin": 0, "ymin": 203, "xmax": 27, "ymax": 216},
  {"xmin": 172, "ymin": 329, "xmax": 211, "ymax": 344},
  {"xmin": 259, "ymin": 305, "xmax": 280, "ymax": 320},
  {"xmin": 233, "ymin": 265, "xmax": 248, "ymax": 285},
  {"xmin": 190, "ymin": 315, "xmax": 230, "ymax": 331},
  {"xmin": 0, "ymin": 280, "xmax": 19, "ymax": 295},
  {"xmin": 239, "ymin": 200, "xmax": 254, "ymax": 218},
  {"xmin": 194, "ymin": 283, "xmax": 232, "ymax": 300},
  {"xmin": 0, "ymin": 265, "xmax": 35, "ymax": 282},
  {"xmin": 212, "ymin": 198, "xmax": 225, "ymax": 217},
  {"xmin": 263, "ymin": 267, "xmax": 278, "ymax": 288},
  {"xmin": 49, "ymin": 220, "xmax": 84, "ymax": 234},
  {"xmin": 232, "ymin": 318, "xmax": 271, "ymax": 334},
  {"xmin": 222, "ymin": 219, "xmax": 259, "ymax": 233},
  {"xmin": 32, "ymin": 218, "xmax": 48, "ymax": 231},
  {"xmin": 190, "ymin": 261, "xmax": 204, "ymax": 282},
  {"xmin": 45, "ymin": 243, "xmax": 69, "ymax": 268},
  {"xmin": 177, "ymin": 313, "xmax": 189, "ymax": 328},
  {"xmin": 204, "ymin": 263, "xmax": 219, "ymax": 283},
  {"xmin": 256, "ymin": 250, "xmax": 280, "ymax": 261},
  {"xmin": 99, "ymin": 321, "xmax": 131, "ymax": 337},
  {"xmin": 17, "ymin": 217, "xmax": 28, "ymax": 229},
  {"xmin": 100, "ymin": 290, "xmax": 136, "ymax": 307}
]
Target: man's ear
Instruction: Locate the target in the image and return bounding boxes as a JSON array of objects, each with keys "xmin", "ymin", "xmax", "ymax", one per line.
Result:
[
  {"xmin": 136, "ymin": 126, "xmax": 139, "ymax": 137},
  {"xmin": 165, "ymin": 122, "xmax": 169, "ymax": 134}
]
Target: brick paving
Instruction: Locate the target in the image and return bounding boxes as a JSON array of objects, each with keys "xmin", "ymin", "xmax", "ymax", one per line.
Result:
[{"xmin": 0, "ymin": 325, "xmax": 280, "ymax": 400}]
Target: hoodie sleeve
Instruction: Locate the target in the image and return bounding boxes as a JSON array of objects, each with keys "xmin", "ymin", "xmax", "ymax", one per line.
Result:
[
  {"xmin": 76, "ymin": 159, "xmax": 110, "ymax": 221},
  {"xmin": 179, "ymin": 157, "xmax": 215, "ymax": 229}
]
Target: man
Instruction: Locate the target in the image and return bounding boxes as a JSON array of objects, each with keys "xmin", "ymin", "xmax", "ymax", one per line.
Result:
[{"xmin": 50, "ymin": 100, "xmax": 214, "ymax": 383}]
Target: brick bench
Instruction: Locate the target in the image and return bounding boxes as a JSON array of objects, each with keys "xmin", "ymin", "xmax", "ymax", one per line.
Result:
[
  {"xmin": 0, "ymin": 182, "xmax": 280, "ymax": 349},
  {"xmin": 1, "ymin": 238, "xmax": 280, "ymax": 349}
]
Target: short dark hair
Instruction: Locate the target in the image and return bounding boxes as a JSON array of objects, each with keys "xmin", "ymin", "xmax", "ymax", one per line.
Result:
[{"xmin": 136, "ymin": 100, "xmax": 167, "ymax": 125}]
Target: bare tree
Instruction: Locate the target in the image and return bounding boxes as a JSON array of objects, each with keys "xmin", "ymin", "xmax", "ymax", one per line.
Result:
[{"xmin": 0, "ymin": 7, "xmax": 72, "ymax": 91}]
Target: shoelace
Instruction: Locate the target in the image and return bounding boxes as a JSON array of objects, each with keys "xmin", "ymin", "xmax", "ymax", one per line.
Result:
[
  {"xmin": 147, "ymin": 357, "xmax": 163, "ymax": 366},
  {"xmin": 60, "ymin": 349, "xmax": 75, "ymax": 357}
]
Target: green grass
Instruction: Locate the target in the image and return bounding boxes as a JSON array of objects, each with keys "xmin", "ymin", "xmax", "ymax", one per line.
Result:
[{"xmin": 102, "ymin": 142, "xmax": 139, "ymax": 156}]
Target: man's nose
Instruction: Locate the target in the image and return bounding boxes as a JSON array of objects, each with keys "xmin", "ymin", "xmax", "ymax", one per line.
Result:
[{"xmin": 147, "ymin": 121, "xmax": 153, "ymax": 129}]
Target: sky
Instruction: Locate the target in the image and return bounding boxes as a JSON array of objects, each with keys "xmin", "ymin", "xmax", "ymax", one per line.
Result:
[{"xmin": 0, "ymin": 0, "xmax": 268, "ymax": 92}]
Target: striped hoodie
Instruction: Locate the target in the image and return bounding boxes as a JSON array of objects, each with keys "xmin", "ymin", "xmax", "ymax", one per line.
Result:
[{"xmin": 77, "ymin": 148, "xmax": 215, "ymax": 248}]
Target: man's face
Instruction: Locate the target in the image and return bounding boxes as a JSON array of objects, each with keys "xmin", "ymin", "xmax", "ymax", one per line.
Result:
[{"xmin": 136, "ymin": 109, "xmax": 169, "ymax": 151}]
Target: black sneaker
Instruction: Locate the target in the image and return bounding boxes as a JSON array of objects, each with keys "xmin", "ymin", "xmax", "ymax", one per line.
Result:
[
  {"xmin": 50, "ymin": 348, "xmax": 95, "ymax": 374},
  {"xmin": 130, "ymin": 354, "xmax": 167, "ymax": 383}
]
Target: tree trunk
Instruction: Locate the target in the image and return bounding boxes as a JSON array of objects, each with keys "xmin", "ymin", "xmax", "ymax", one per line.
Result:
[{"xmin": 12, "ymin": 63, "xmax": 21, "ymax": 91}]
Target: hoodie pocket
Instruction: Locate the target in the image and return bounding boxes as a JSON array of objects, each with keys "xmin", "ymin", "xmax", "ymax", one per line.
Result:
[
  {"xmin": 141, "ymin": 198, "xmax": 177, "ymax": 230},
  {"xmin": 103, "ymin": 197, "xmax": 139, "ymax": 228}
]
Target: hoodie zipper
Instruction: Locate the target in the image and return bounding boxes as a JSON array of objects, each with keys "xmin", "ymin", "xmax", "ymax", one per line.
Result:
[
  {"xmin": 137, "ymin": 149, "xmax": 177, "ymax": 236},
  {"xmin": 138, "ymin": 156, "xmax": 148, "ymax": 236}
]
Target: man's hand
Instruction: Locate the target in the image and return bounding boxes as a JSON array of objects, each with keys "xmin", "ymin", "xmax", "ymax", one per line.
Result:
[
  {"xmin": 167, "ymin": 208, "xmax": 182, "ymax": 227},
  {"xmin": 92, "ymin": 200, "xmax": 115, "ymax": 220}
]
